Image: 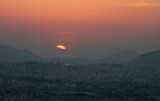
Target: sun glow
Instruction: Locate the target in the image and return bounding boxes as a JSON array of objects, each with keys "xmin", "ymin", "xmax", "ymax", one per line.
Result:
[{"xmin": 56, "ymin": 45, "xmax": 67, "ymax": 50}]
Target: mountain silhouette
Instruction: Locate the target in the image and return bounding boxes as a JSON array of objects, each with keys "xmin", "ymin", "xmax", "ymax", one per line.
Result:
[
  {"xmin": 130, "ymin": 50, "xmax": 160, "ymax": 65},
  {"xmin": 0, "ymin": 45, "xmax": 42, "ymax": 62},
  {"xmin": 47, "ymin": 51, "xmax": 139, "ymax": 64},
  {"xmin": 100, "ymin": 50, "xmax": 139, "ymax": 64}
]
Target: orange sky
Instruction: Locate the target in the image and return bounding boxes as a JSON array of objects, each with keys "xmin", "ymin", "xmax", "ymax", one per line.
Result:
[
  {"xmin": 1, "ymin": 0, "xmax": 160, "ymax": 22},
  {"xmin": 0, "ymin": 0, "xmax": 160, "ymax": 58}
]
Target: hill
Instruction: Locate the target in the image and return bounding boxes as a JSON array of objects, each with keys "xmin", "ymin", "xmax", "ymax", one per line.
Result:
[
  {"xmin": 130, "ymin": 50, "xmax": 160, "ymax": 65},
  {"xmin": 0, "ymin": 45, "xmax": 42, "ymax": 62},
  {"xmin": 100, "ymin": 50, "xmax": 139, "ymax": 64}
]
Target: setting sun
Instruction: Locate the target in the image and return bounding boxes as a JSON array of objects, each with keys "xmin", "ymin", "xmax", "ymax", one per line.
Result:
[{"xmin": 56, "ymin": 45, "xmax": 67, "ymax": 50}]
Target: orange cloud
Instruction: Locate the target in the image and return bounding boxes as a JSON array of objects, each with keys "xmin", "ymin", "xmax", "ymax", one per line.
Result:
[{"xmin": 130, "ymin": 1, "xmax": 160, "ymax": 7}]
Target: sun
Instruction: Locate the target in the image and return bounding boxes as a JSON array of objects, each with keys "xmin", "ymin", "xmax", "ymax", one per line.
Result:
[{"xmin": 56, "ymin": 45, "xmax": 67, "ymax": 50}]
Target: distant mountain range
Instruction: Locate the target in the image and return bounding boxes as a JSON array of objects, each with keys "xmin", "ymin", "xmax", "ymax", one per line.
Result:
[
  {"xmin": 45, "ymin": 51, "xmax": 139, "ymax": 64},
  {"xmin": 99, "ymin": 51, "xmax": 139, "ymax": 64},
  {"xmin": 130, "ymin": 50, "xmax": 160, "ymax": 65},
  {"xmin": 0, "ymin": 45, "xmax": 42, "ymax": 62},
  {"xmin": 0, "ymin": 45, "xmax": 160, "ymax": 65}
]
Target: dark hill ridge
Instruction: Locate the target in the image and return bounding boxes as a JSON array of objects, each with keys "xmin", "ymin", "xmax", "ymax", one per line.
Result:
[
  {"xmin": 100, "ymin": 50, "xmax": 139, "ymax": 64},
  {"xmin": 1, "ymin": 45, "xmax": 160, "ymax": 65},
  {"xmin": 47, "ymin": 51, "xmax": 139, "ymax": 64},
  {"xmin": 130, "ymin": 50, "xmax": 160, "ymax": 65},
  {"xmin": 0, "ymin": 45, "xmax": 42, "ymax": 62},
  {"xmin": 0, "ymin": 45, "xmax": 140, "ymax": 64}
]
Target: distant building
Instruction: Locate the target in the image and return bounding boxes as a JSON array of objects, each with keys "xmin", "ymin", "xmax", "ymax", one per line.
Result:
[
  {"xmin": 0, "ymin": 96, "xmax": 3, "ymax": 101},
  {"xmin": 4, "ymin": 95, "xmax": 27, "ymax": 101}
]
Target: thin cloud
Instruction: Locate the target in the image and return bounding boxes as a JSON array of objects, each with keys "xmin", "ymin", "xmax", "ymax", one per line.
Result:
[
  {"xmin": 57, "ymin": 32, "xmax": 73, "ymax": 34},
  {"xmin": 130, "ymin": 1, "xmax": 160, "ymax": 7}
]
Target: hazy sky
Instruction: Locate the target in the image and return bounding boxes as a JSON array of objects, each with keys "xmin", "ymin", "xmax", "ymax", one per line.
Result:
[{"xmin": 0, "ymin": 0, "xmax": 160, "ymax": 59}]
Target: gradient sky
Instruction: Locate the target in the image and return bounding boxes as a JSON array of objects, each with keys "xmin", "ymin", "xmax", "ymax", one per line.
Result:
[{"xmin": 0, "ymin": 0, "xmax": 160, "ymax": 59}]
